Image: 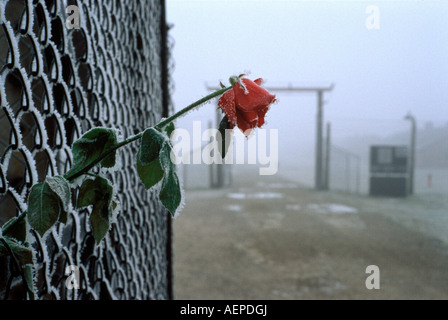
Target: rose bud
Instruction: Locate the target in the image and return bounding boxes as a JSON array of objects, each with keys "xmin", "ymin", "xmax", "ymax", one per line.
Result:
[{"xmin": 218, "ymin": 77, "xmax": 276, "ymax": 136}]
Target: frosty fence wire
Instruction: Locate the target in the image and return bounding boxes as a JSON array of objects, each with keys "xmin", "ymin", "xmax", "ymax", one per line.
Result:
[{"xmin": 0, "ymin": 0, "xmax": 173, "ymax": 300}]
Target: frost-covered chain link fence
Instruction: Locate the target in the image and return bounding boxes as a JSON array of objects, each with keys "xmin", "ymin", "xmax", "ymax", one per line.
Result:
[{"xmin": 0, "ymin": 0, "xmax": 173, "ymax": 299}]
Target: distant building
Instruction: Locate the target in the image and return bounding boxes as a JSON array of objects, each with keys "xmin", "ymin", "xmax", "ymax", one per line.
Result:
[{"xmin": 417, "ymin": 137, "xmax": 448, "ymax": 169}]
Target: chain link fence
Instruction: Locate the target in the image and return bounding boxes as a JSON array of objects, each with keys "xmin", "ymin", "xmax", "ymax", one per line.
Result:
[{"xmin": 0, "ymin": 0, "xmax": 173, "ymax": 300}]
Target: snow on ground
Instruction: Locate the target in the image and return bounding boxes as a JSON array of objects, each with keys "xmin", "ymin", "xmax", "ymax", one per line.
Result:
[
  {"xmin": 226, "ymin": 204, "xmax": 244, "ymax": 212},
  {"xmin": 227, "ymin": 192, "xmax": 284, "ymax": 200},
  {"xmin": 256, "ymin": 182, "xmax": 299, "ymax": 189},
  {"xmin": 285, "ymin": 204, "xmax": 301, "ymax": 211},
  {"xmin": 307, "ymin": 203, "xmax": 359, "ymax": 214}
]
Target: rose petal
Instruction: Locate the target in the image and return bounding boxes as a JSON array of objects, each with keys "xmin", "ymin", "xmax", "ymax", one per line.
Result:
[
  {"xmin": 218, "ymin": 89, "xmax": 237, "ymax": 125},
  {"xmin": 240, "ymin": 110, "xmax": 258, "ymax": 124},
  {"xmin": 235, "ymin": 109, "xmax": 255, "ymax": 136},
  {"xmin": 257, "ymin": 106, "xmax": 269, "ymax": 127},
  {"xmin": 234, "ymin": 78, "xmax": 276, "ymax": 113},
  {"xmin": 218, "ymin": 77, "xmax": 275, "ymax": 137},
  {"xmin": 254, "ymin": 78, "xmax": 263, "ymax": 86}
]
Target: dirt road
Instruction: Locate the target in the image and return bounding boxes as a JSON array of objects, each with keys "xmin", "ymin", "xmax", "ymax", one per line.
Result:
[{"xmin": 173, "ymin": 166, "xmax": 448, "ymax": 300}]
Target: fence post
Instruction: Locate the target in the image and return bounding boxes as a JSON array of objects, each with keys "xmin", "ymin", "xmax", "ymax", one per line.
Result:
[{"xmin": 323, "ymin": 122, "xmax": 331, "ymax": 190}]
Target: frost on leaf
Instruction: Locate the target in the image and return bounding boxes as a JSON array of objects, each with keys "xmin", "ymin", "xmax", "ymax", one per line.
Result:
[
  {"xmin": 46, "ymin": 175, "xmax": 71, "ymax": 224},
  {"xmin": 77, "ymin": 176, "xmax": 114, "ymax": 244},
  {"xmin": 158, "ymin": 142, "xmax": 182, "ymax": 216},
  {"xmin": 66, "ymin": 128, "xmax": 119, "ymax": 179},
  {"xmin": 2, "ymin": 212, "xmax": 27, "ymax": 243},
  {"xmin": 139, "ymin": 127, "xmax": 166, "ymax": 165},
  {"xmin": 137, "ymin": 149, "xmax": 164, "ymax": 190},
  {"xmin": 27, "ymin": 181, "xmax": 61, "ymax": 237},
  {"xmin": 136, "ymin": 133, "xmax": 183, "ymax": 216},
  {"xmin": 164, "ymin": 122, "xmax": 175, "ymax": 139},
  {"xmin": 0, "ymin": 237, "xmax": 34, "ymax": 266}
]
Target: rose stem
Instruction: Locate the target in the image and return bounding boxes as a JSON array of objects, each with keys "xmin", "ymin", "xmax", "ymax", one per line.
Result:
[{"xmin": 65, "ymin": 86, "xmax": 232, "ymax": 182}]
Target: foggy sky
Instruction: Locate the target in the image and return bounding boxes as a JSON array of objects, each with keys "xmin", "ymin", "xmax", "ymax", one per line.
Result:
[{"xmin": 166, "ymin": 0, "xmax": 448, "ymax": 165}]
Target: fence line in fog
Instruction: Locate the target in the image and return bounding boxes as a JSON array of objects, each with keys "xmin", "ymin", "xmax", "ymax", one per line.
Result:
[
  {"xmin": 328, "ymin": 145, "xmax": 362, "ymax": 194},
  {"xmin": 327, "ymin": 145, "xmax": 448, "ymax": 196}
]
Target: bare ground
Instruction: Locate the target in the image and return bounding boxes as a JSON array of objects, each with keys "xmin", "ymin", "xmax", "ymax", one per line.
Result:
[{"xmin": 173, "ymin": 166, "xmax": 448, "ymax": 300}]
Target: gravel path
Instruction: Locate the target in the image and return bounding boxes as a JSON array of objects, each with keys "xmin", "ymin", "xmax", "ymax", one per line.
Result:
[{"xmin": 173, "ymin": 166, "xmax": 448, "ymax": 300}]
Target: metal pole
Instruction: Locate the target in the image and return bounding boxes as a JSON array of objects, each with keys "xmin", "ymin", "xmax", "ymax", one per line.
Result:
[
  {"xmin": 410, "ymin": 118, "xmax": 416, "ymax": 195},
  {"xmin": 405, "ymin": 113, "xmax": 416, "ymax": 195},
  {"xmin": 346, "ymin": 154, "xmax": 351, "ymax": 192},
  {"xmin": 324, "ymin": 122, "xmax": 331, "ymax": 190},
  {"xmin": 315, "ymin": 90, "xmax": 324, "ymax": 190},
  {"xmin": 356, "ymin": 155, "xmax": 361, "ymax": 194}
]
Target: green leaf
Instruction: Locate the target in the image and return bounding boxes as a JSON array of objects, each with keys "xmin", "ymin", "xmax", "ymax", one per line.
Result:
[
  {"xmin": 46, "ymin": 176, "xmax": 71, "ymax": 224},
  {"xmin": 159, "ymin": 170, "xmax": 182, "ymax": 215},
  {"xmin": 164, "ymin": 122, "xmax": 175, "ymax": 139},
  {"xmin": 89, "ymin": 198, "xmax": 112, "ymax": 245},
  {"xmin": 2, "ymin": 212, "xmax": 27, "ymax": 243},
  {"xmin": 137, "ymin": 135, "xmax": 183, "ymax": 215},
  {"xmin": 78, "ymin": 176, "xmax": 112, "ymax": 208},
  {"xmin": 46, "ymin": 176, "xmax": 71, "ymax": 212},
  {"xmin": 139, "ymin": 127, "xmax": 166, "ymax": 166},
  {"xmin": 217, "ymin": 116, "xmax": 232, "ymax": 159},
  {"xmin": 77, "ymin": 179, "xmax": 97, "ymax": 209},
  {"xmin": 137, "ymin": 150, "xmax": 164, "ymax": 190},
  {"xmin": 77, "ymin": 176, "xmax": 114, "ymax": 244},
  {"xmin": 158, "ymin": 142, "xmax": 182, "ymax": 215},
  {"xmin": 27, "ymin": 181, "xmax": 61, "ymax": 237},
  {"xmin": 58, "ymin": 208, "xmax": 68, "ymax": 225},
  {"xmin": 158, "ymin": 141, "xmax": 175, "ymax": 173},
  {"xmin": 112, "ymin": 200, "xmax": 118, "ymax": 211},
  {"xmin": 0, "ymin": 237, "xmax": 34, "ymax": 266},
  {"xmin": 66, "ymin": 128, "xmax": 118, "ymax": 177},
  {"xmin": 23, "ymin": 265, "xmax": 35, "ymax": 300}
]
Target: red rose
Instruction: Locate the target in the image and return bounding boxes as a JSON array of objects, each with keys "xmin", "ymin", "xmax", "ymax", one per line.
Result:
[{"xmin": 218, "ymin": 78, "xmax": 276, "ymax": 136}]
